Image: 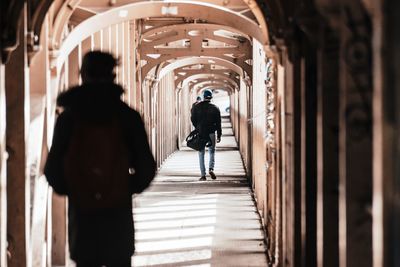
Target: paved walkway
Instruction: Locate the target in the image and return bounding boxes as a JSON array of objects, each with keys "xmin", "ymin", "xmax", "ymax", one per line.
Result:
[{"xmin": 132, "ymin": 117, "xmax": 268, "ymax": 267}]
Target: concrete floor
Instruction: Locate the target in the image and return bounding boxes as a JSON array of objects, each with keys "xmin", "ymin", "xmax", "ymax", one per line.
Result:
[{"xmin": 132, "ymin": 118, "xmax": 268, "ymax": 266}]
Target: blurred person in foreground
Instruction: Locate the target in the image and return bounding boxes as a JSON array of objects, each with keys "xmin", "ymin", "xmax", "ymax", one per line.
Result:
[{"xmin": 44, "ymin": 51, "xmax": 156, "ymax": 267}]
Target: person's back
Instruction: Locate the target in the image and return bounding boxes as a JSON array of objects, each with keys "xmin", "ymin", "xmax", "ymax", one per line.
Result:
[
  {"xmin": 44, "ymin": 51, "xmax": 156, "ymax": 266},
  {"xmin": 191, "ymin": 89, "xmax": 221, "ymax": 181},
  {"xmin": 191, "ymin": 99, "xmax": 222, "ymax": 139}
]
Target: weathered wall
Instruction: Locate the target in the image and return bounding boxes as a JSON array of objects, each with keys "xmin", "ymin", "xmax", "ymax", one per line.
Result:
[{"xmin": 251, "ymin": 39, "xmax": 268, "ymax": 219}]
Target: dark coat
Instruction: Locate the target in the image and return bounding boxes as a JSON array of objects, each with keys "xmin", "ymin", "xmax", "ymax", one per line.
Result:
[
  {"xmin": 191, "ymin": 100, "xmax": 222, "ymax": 139},
  {"xmin": 44, "ymin": 82, "xmax": 156, "ymax": 263}
]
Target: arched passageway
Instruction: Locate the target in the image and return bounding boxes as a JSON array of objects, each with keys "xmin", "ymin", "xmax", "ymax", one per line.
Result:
[{"xmin": 0, "ymin": 0, "xmax": 399, "ymax": 267}]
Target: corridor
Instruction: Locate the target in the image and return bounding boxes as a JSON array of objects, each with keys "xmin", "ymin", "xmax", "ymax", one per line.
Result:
[
  {"xmin": 1, "ymin": 0, "xmax": 400, "ymax": 266},
  {"xmin": 132, "ymin": 116, "xmax": 268, "ymax": 266}
]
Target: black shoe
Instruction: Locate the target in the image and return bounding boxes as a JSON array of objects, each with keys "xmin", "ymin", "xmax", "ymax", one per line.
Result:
[
  {"xmin": 199, "ymin": 176, "xmax": 206, "ymax": 181},
  {"xmin": 209, "ymin": 170, "xmax": 216, "ymax": 180}
]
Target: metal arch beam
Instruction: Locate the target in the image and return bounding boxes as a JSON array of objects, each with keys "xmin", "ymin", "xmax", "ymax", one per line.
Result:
[
  {"xmin": 158, "ymin": 56, "xmax": 244, "ymax": 81},
  {"xmin": 78, "ymin": 0, "xmax": 269, "ymax": 40},
  {"xmin": 56, "ymin": 1, "xmax": 267, "ymax": 71},
  {"xmin": 142, "ymin": 23, "xmax": 252, "ymax": 43},
  {"xmin": 51, "ymin": 0, "xmax": 83, "ymax": 50},
  {"xmin": 77, "ymin": 0, "xmax": 268, "ymax": 37},
  {"xmin": 79, "ymin": 0, "xmax": 268, "ymax": 44},
  {"xmin": 140, "ymin": 24, "xmax": 250, "ymax": 57},
  {"xmin": 181, "ymin": 74, "xmax": 238, "ymax": 89},
  {"xmin": 141, "ymin": 23, "xmax": 252, "ymax": 81},
  {"xmin": 142, "ymin": 54, "xmax": 252, "ymax": 82}
]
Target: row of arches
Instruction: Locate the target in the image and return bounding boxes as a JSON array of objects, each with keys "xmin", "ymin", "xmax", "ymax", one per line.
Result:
[{"xmin": 1, "ymin": 0, "xmax": 400, "ymax": 267}]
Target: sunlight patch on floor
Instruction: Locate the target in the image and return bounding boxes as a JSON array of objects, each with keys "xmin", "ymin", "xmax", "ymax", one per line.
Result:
[
  {"xmin": 135, "ymin": 216, "xmax": 217, "ymax": 230},
  {"xmin": 135, "ymin": 237, "xmax": 213, "ymax": 252},
  {"xmin": 135, "ymin": 226, "xmax": 215, "ymax": 240},
  {"xmin": 133, "ymin": 249, "xmax": 212, "ymax": 266}
]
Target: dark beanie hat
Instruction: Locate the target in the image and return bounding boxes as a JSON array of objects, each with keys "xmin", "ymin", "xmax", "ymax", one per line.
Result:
[{"xmin": 203, "ymin": 89, "xmax": 213, "ymax": 99}]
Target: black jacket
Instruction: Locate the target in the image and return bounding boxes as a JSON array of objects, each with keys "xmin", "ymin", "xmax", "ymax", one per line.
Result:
[
  {"xmin": 44, "ymin": 82, "xmax": 156, "ymax": 263},
  {"xmin": 191, "ymin": 100, "xmax": 222, "ymax": 138}
]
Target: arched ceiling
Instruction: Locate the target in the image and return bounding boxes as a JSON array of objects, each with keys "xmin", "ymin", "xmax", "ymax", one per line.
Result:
[
  {"xmin": 192, "ymin": 80, "xmax": 235, "ymax": 92},
  {"xmin": 175, "ymin": 67, "xmax": 239, "ymax": 88},
  {"xmin": 2, "ymin": 0, "xmax": 310, "ymax": 64},
  {"xmin": 140, "ymin": 23, "xmax": 252, "ymax": 80},
  {"xmin": 55, "ymin": 1, "xmax": 267, "ymax": 71},
  {"xmin": 182, "ymin": 74, "xmax": 238, "ymax": 89},
  {"xmin": 195, "ymin": 87, "xmax": 234, "ymax": 98},
  {"xmin": 158, "ymin": 57, "xmax": 244, "ymax": 82}
]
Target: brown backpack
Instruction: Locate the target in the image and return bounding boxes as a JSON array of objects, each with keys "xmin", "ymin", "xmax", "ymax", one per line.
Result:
[{"xmin": 63, "ymin": 116, "xmax": 132, "ymax": 212}]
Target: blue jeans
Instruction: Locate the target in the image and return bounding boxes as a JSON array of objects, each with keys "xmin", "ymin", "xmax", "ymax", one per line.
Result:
[{"xmin": 198, "ymin": 133, "xmax": 216, "ymax": 176}]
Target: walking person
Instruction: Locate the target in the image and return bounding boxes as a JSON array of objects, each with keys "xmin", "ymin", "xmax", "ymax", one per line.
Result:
[
  {"xmin": 191, "ymin": 89, "xmax": 222, "ymax": 181},
  {"xmin": 44, "ymin": 51, "xmax": 156, "ymax": 267}
]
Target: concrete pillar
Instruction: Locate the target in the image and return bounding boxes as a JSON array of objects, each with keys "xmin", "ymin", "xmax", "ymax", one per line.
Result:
[
  {"xmin": 29, "ymin": 17, "xmax": 50, "ymax": 267},
  {"xmin": 47, "ymin": 58, "xmax": 67, "ymax": 267},
  {"xmin": 281, "ymin": 45, "xmax": 302, "ymax": 267},
  {"xmin": 316, "ymin": 26, "xmax": 339, "ymax": 267},
  {"xmin": 277, "ymin": 61, "xmax": 288, "ymax": 267},
  {"xmin": 338, "ymin": 3, "xmax": 373, "ymax": 267},
  {"xmin": 5, "ymin": 6, "xmax": 30, "ymax": 266}
]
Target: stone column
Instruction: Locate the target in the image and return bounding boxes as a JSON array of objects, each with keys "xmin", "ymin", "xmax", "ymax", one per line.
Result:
[
  {"xmin": 5, "ymin": 6, "xmax": 30, "ymax": 267},
  {"xmin": 0, "ymin": 62, "xmax": 7, "ymax": 267},
  {"xmin": 316, "ymin": 25, "xmax": 339, "ymax": 267},
  {"xmin": 338, "ymin": 2, "xmax": 373, "ymax": 266}
]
